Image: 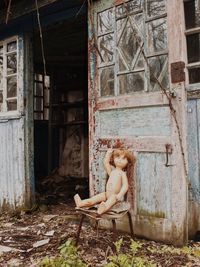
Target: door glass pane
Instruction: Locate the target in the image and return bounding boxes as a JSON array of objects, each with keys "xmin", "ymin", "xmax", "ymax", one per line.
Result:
[
  {"xmin": 34, "ymin": 82, "xmax": 43, "ymax": 96},
  {"xmin": 146, "ymin": 0, "xmax": 166, "ymax": 17},
  {"xmin": 119, "ymin": 72, "xmax": 145, "ymax": 94},
  {"xmin": 184, "ymin": 0, "xmax": 200, "ymax": 29},
  {"xmin": 7, "ymin": 76, "xmax": 17, "ymax": 98},
  {"xmin": 149, "ymin": 55, "xmax": 169, "ymax": 91},
  {"xmin": 134, "ymin": 53, "xmax": 144, "ymax": 70},
  {"xmin": 98, "ymin": 8, "xmax": 114, "ymax": 35},
  {"xmin": 7, "ymin": 41, "xmax": 17, "ymax": 52},
  {"xmin": 100, "ymin": 67, "xmax": 114, "ymax": 96},
  {"xmin": 186, "ymin": 33, "xmax": 200, "ymax": 63},
  {"xmin": 118, "ymin": 19, "xmax": 141, "ymax": 70},
  {"xmin": 148, "ymin": 18, "xmax": 167, "ymax": 53},
  {"xmin": 116, "ymin": 0, "xmax": 142, "ymax": 18},
  {"xmin": 34, "ymin": 97, "xmax": 43, "ymax": 111},
  {"xmin": 189, "ymin": 68, "xmax": 200, "ymax": 84},
  {"xmin": 7, "ymin": 99, "xmax": 17, "ymax": 111},
  {"xmin": 7, "ymin": 53, "xmax": 17, "ymax": 75},
  {"xmin": 98, "ymin": 34, "xmax": 114, "ymax": 64}
]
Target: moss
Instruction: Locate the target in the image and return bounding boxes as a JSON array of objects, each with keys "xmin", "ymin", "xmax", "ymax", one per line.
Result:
[{"xmin": 138, "ymin": 209, "xmax": 166, "ymax": 218}]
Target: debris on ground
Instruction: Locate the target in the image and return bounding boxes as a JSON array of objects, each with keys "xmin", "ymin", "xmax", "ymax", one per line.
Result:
[
  {"xmin": 0, "ymin": 202, "xmax": 199, "ymax": 266},
  {"xmin": 36, "ymin": 170, "xmax": 89, "ymax": 205}
]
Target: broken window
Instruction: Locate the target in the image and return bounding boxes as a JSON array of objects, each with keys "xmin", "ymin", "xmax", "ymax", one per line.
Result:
[
  {"xmin": 34, "ymin": 74, "xmax": 50, "ymax": 120},
  {"xmin": 0, "ymin": 37, "xmax": 18, "ymax": 113},
  {"xmin": 97, "ymin": 0, "xmax": 169, "ymax": 97},
  {"xmin": 184, "ymin": 0, "xmax": 200, "ymax": 84}
]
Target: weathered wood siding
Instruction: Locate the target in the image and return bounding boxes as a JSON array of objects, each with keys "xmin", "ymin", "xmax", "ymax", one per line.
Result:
[
  {"xmin": 0, "ymin": 34, "xmax": 33, "ymax": 210},
  {"xmin": 0, "ymin": 118, "xmax": 26, "ymax": 209},
  {"xmin": 136, "ymin": 152, "xmax": 171, "ymax": 219},
  {"xmin": 98, "ymin": 107, "xmax": 171, "ymax": 137},
  {"xmin": 187, "ymin": 99, "xmax": 200, "ymax": 237}
]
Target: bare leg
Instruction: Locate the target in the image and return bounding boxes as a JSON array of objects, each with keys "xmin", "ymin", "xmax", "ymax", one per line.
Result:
[
  {"xmin": 97, "ymin": 195, "xmax": 117, "ymax": 214},
  {"xmin": 74, "ymin": 192, "xmax": 106, "ymax": 208}
]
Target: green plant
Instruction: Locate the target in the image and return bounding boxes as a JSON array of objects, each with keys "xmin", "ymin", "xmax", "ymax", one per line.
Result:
[
  {"xmin": 104, "ymin": 238, "xmax": 156, "ymax": 267},
  {"xmin": 39, "ymin": 239, "xmax": 87, "ymax": 267}
]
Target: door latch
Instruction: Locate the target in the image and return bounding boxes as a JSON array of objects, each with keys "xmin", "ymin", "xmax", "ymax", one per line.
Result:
[{"xmin": 165, "ymin": 144, "xmax": 173, "ymax": 167}]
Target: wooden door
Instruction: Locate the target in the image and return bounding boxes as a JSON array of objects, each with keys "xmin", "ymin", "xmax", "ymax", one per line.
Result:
[
  {"xmin": 0, "ymin": 34, "xmax": 34, "ymax": 209},
  {"xmin": 88, "ymin": 0, "xmax": 188, "ymax": 245}
]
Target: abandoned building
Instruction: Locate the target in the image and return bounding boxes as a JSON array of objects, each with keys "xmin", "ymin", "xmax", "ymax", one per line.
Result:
[{"xmin": 0, "ymin": 0, "xmax": 200, "ymax": 246}]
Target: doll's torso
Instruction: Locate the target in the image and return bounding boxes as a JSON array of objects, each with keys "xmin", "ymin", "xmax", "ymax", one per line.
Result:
[{"xmin": 106, "ymin": 168, "xmax": 124, "ymax": 198}]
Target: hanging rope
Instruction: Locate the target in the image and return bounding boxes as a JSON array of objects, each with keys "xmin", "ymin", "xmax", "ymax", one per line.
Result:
[
  {"xmin": 35, "ymin": 0, "xmax": 47, "ymax": 77},
  {"xmin": 5, "ymin": 0, "xmax": 12, "ymax": 24}
]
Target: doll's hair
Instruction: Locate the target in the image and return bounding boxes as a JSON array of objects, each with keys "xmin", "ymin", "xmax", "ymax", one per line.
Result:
[{"xmin": 110, "ymin": 149, "xmax": 135, "ymax": 167}]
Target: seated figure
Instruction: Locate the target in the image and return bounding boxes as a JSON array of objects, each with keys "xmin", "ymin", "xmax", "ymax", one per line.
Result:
[{"xmin": 74, "ymin": 149, "xmax": 134, "ymax": 215}]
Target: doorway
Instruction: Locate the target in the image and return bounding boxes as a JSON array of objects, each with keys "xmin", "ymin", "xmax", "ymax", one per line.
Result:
[{"xmin": 32, "ymin": 8, "xmax": 89, "ymax": 204}]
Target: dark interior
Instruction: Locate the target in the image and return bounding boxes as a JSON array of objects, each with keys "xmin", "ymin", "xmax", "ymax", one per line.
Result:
[{"xmin": 33, "ymin": 6, "xmax": 89, "ymax": 204}]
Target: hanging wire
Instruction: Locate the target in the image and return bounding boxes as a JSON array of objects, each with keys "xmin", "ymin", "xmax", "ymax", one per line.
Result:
[
  {"xmin": 35, "ymin": 0, "xmax": 47, "ymax": 77},
  {"xmin": 74, "ymin": 0, "xmax": 87, "ymax": 20},
  {"xmin": 5, "ymin": 0, "xmax": 12, "ymax": 24},
  {"xmin": 123, "ymin": 3, "xmax": 189, "ymax": 181}
]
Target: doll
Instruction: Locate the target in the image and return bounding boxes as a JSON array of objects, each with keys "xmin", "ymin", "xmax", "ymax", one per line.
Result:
[{"xmin": 74, "ymin": 149, "xmax": 134, "ymax": 215}]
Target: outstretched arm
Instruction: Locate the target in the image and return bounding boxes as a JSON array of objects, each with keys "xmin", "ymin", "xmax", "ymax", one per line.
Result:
[
  {"xmin": 116, "ymin": 172, "xmax": 129, "ymax": 201},
  {"xmin": 103, "ymin": 149, "xmax": 113, "ymax": 175}
]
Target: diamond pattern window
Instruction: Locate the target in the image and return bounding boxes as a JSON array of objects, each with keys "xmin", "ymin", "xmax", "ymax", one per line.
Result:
[{"xmin": 97, "ymin": 0, "xmax": 169, "ymax": 97}]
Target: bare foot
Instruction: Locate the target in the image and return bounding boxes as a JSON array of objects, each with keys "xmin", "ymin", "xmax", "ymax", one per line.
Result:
[
  {"xmin": 74, "ymin": 194, "xmax": 82, "ymax": 207},
  {"xmin": 97, "ymin": 202, "xmax": 107, "ymax": 215}
]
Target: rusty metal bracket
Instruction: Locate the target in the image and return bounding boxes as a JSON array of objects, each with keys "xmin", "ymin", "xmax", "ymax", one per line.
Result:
[{"xmin": 165, "ymin": 144, "xmax": 174, "ymax": 167}]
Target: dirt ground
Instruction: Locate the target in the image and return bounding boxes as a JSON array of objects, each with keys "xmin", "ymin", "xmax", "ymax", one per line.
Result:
[{"xmin": 0, "ymin": 202, "xmax": 200, "ymax": 267}]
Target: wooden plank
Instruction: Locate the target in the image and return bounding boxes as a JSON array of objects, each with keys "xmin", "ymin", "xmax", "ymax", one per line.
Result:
[
  {"xmin": 196, "ymin": 99, "xmax": 200, "ymax": 196},
  {"xmin": 97, "ymin": 137, "xmax": 171, "ymax": 153},
  {"xmin": 97, "ymin": 91, "xmax": 169, "ymax": 110},
  {"xmin": 136, "ymin": 152, "xmax": 171, "ymax": 219},
  {"xmin": 98, "ymin": 106, "xmax": 171, "ymax": 138},
  {"xmin": 187, "ymin": 100, "xmax": 199, "ymax": 199},
  {"xmin": 167, "ymin": 0, "xmax": 188, "ymax": 245}
]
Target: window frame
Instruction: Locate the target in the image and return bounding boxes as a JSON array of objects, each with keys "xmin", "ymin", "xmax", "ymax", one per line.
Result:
[
  {"xmin": 0, "ymin": 36, "xmax": 21, "ymax": 118},
  {"xmin": 34, "ymin": 73, "xmax": 50, "ymax": 121},
  {"xmin": 96, "ymin": 0, "xmax": 169, "ymax": 99},
  {"xmin": 184, "ymin": 0, "xmax": 200, "ymax": 89}
]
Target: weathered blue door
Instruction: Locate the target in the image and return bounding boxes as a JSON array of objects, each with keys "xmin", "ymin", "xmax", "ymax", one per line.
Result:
[
  {"xmin": 0, "ymin": 35, "xmax": 34, "ymax": 210},
  {"xmin": 88, "ymin": 0, "xmax": 188, "ymax": 245}
]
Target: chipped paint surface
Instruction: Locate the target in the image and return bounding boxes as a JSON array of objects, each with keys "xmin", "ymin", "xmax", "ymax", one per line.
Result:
[
  {"xmin": 136, "ymin": 152, "xmax": 171, "ymax": 219},
  {"xmin": 88, "ymin": 0, "xmax": 188, "ymax": 246},
  {"xmin": 0, "ymin": 118, "xmax": 26, "ymax": 209},
  {"xmin": 98, "ymin": 107, "xmax": 171, "ymax": 137},
  {"xmin": 0, "ymin": 35, "xmax": 29, "ymax": 210},
  {"xmin": 187, "ymin": 99, "xmax": 200, "ymax": 237}
]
